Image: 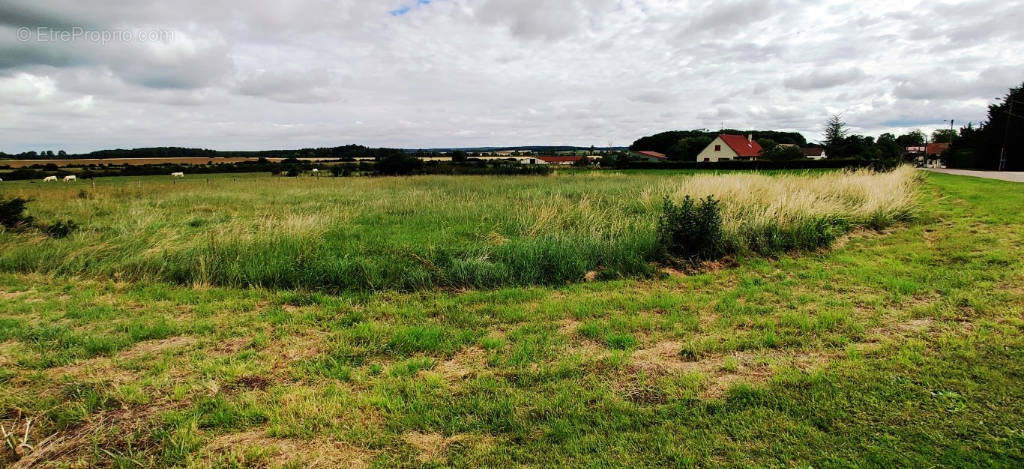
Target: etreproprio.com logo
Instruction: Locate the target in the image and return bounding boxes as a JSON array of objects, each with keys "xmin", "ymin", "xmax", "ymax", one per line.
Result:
[{"xmin": 17, "ymin": 27, "xmax": 174, "ymax": 44}]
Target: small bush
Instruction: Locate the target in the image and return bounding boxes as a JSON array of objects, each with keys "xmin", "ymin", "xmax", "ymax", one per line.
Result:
[
  {"xmin": 657, "ymin": 195, "xmax": 725, "ymax": 264},
  {"xmin": 43, "ymin": 220, "xmax": 78, "ymax": 239},
  {"xmin": 0, "ymin": 197, "xmax": 34, "ymax": 230}
]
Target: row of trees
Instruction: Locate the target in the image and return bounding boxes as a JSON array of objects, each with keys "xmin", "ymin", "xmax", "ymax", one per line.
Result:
[{"xmin": 942, "ymin": 82, "xmax": 1023, "ymax": 170}]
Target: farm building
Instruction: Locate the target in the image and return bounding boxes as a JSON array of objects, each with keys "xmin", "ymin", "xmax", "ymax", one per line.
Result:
[
  {"xmin": 695, "ymin": 134, "xmax": 764, "ymax": 162},
  {"xmin": 801, "ymin": 147, "xmax": 827, "ymax": 160},
  {"xmin": 630, "ymin": 150, "xmax": 667, "ymax": 161},
  {"xmin": 538, "ymin": 156, "xmax": 585, "ymax": 166}
]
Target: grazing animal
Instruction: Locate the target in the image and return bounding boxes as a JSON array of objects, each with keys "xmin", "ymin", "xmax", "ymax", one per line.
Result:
[
  {"xmin": 43, "ymin": 176, "xmax": 58, "ymax": 182},
  {"xmin": 171, "ymin": 172, "xmax": 185, "ymax": 178},
  {"xmin": 63, "ymin": 175, "xmax": 77, "ymax": 182},
  {"xmin": 312, "ymin": 168, "xmax": 319, "ymax": 173}
]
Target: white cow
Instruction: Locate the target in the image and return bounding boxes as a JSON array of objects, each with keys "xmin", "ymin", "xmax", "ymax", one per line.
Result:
[
  {"xmin": 43, "ymin": 176, "xmax": 58, "ymax": 182},
  {"xmin": 63, "ymin": 175, "xmax": 77, "ymax": 182},
  {"xmin": 311, "ymin": 168, "xmax": 319, "ymax": 173},
  {"xmin": 171, "ymin": 172, "xmax": 185, "ymax": 178}
]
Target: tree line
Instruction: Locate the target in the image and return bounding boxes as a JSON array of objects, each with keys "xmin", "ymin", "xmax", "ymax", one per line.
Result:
[{"xmin": 943, "ymin": 82, "xmax": 1023, "ymax": 170}]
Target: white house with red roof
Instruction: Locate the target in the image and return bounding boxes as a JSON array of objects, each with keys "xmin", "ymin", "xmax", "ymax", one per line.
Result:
[{"xmin": 696, "ymin": 134, "xmax": 763, "ymax": 162}]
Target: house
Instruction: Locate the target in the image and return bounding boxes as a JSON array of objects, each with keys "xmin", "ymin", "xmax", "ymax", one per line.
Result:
[
  {"xmin": 801, "ymin": 147, "xmax": 826, "ymax": 160},
  {"xmin": 925, "ymin": 143, "xmax": 950, "ymax": 156},
  {"xmin": 695, "ymin": 134, "xmax": 763, "ymax": 162},
  {"xmin": 517, "ymin": 157, "xmax": 548, "ymax": 165},
  {"xmin": 537, "ymin": 156, "xmax": 584, "ymax": 166},
  {"xmin": 924, "ymin": 143, "xmax": 949, "ymax": 169},
  {"xmin": 631, "ymin": 150, "xmax": 667, "ymax": 161}
]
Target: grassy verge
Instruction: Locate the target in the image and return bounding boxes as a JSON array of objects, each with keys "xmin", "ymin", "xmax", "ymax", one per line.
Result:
[
  {"xmin": 0, "ymin": 168, "xmax": 917, "ymax": 291},
  {"xmin": 1, "ymin": 172, "xmax": 1022, "ymax": 467}
]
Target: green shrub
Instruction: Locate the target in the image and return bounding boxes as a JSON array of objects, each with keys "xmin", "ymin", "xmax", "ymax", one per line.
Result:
[
  {"xmin": 657, "ymin": 196, "xmax": 725, "ymax": 264},
  {"xmin": 43, "ymin": 220, "xmax": 78, "ymax": 239},
  {"xmin": 0, "ymin": 197, "xmax": 33, "ymax": 230}
]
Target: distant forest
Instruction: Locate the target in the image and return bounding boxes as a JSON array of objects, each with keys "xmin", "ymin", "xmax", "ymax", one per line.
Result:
[{"xmin": 0, "ymin": 145, "xmax": 407, "ymax": 161}]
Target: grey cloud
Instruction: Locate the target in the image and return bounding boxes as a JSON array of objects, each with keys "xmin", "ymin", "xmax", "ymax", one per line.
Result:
[
  {"xmin": 784, "ymin": 68, "xmax": 867, "ymax": 90},
  {"xmin": 472, "ymin": 0, "xmax": 617, "ymax": 40},
  {"xmin": 0, "ymin": 0, "xmax": 1020, "ymax": 153},
  {"xmin": 890, "ymin": 65, "xmax": 1024, "ymax": 101},
  {"xmin": 237, "ymin": 69, "xmax": 345, "ymax": 103}
]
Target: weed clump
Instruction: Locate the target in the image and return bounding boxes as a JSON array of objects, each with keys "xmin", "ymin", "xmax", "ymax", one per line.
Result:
[
  {"xmin": 1, "ymin": 197, "xmax": 34, "ymax": 231},
  {"xmin": 0, "ymin": 196, "xmax": 77, "ymax": 238},
  {"xmin": 42, "ymin": 220, "xmax": 78, "ymax": 239},
  {"xmin": 657, "ymin": 195, "xmax": 725, "ymax": 265}
]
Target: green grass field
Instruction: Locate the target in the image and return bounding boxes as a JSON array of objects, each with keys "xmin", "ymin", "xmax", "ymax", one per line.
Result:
[
  {"xmin": 0, "ymin": 169, "xmax": 915, "ymax": 292},
  {"xmin": 1, "ymin": 171, "xmax": 1022, "ymax": 467}
]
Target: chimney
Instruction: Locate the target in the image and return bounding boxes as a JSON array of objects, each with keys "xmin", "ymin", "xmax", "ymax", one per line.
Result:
[{"xmin": 747, "ymin": 134, "xmax": 753, "ymax": 143}]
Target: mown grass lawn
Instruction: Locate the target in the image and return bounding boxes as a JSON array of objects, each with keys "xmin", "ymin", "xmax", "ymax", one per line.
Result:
[{"xmin": 0, "ymin": 172, "xmax": 1022, "ymax": 467}]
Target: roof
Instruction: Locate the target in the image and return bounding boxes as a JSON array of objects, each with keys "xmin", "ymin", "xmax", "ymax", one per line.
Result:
[
  {"xmin": 718, "ymin": 134, "xmax": 763, "ymax": 158},
  {"xmin": 634, "ymin": 150, "xmax": 667, "ymax": 159},
  {"xmin": 926, "ymin": 143, "xmax": 950, "ymax": 156},
  {"xmin": 801, "ymin": 147, "xmax": 824, "ymax": 157},
  {"xmin": 537, "ymin": 156, "xmax": 584, "ymax": 163}
]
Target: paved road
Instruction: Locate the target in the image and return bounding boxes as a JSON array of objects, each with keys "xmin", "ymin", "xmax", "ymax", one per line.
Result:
[{"xmin": 925, "ymin": 168, "xmax": 1024, "ymax": 183}]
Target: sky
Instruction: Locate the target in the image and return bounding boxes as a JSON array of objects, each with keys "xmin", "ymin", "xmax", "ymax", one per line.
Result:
[{"xmin": 0, "ymin": 0, "xmax": 1022, "ymax": 153}]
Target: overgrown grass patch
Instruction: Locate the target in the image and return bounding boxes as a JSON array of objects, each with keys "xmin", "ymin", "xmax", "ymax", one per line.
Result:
[{"xmin": 0, "ymin": 168, "xmax": 918, "ymax": 291}]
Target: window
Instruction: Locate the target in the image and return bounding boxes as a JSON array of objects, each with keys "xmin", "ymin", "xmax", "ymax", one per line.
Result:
[
  {"xmin": 714, "ymin": 145, "xmax": 721, "ymax": 151},
  {"xmin": 703, "ymin": 158, "xmax": 710, "ymax": 162}
]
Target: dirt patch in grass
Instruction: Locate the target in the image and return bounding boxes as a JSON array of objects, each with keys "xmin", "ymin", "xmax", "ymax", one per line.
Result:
[
  {"xmin": 402, "ymin": 431, "xmax": 494, "ymax": 463},
  {"xmin": 198, "ymin": 430, "xmax": 376, "ymax": 469},
  {"xmin": 9, "ymin": 402, "xmax": 176, "ymax": 468},
  {"xmin": 120, "ymin": 336, "xmax": 194, "ymax": 360},
  {"xmin": 46, "ymin": 336, "xmax": 194, "ymax": 384},
  {"xmin": 0, "ymin": 290, "xmax": 30, "ymax": 301},
  {"xmin": 210, "ymin": 336, "xmax": 252, "ymax": 356},
  {"xmin": 558, "ymin": 318, "xmax": 581, "ymax": 336},
  {"xmin": 832, "ymin": 228, "xmax": 893, "ymax": 250},
  {"xmin": 0, "ymin": 341, "xmax": 21, "ymax": 366},
  {"xmin": 629, "ymin": 342, "xmax": 832, "ymax": 399},
  {"xmin": 435, "ymin": 346, "xmax": 488, "ymax": 381}
]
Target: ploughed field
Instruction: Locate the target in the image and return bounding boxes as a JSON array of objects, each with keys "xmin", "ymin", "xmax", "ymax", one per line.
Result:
[{"xmin": 1, "ymin": 170, "xmax": 1022, "ymax": 467}]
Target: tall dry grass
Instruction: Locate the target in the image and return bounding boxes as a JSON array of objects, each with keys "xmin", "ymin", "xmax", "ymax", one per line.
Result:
[{"xmin": 0, "ymin": 168, "xmax": 920, "ymax": 290}]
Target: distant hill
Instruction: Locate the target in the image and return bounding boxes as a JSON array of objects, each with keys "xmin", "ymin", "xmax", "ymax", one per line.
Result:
[{"xmin": 2, "ymin": 145, "xmax": 627, "ymax": 160}]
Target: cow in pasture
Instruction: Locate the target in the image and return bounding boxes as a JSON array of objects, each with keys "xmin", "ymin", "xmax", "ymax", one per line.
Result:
[
  {"xmin": 171, "ymin": 172, "xmax": 185, "ymax": 178},
  {"xmin": 43, "ymin": 176, "xmax": 58, "ymax": 182},
  {"xmin": 63, "ymin": 175, "xmax": 77, "ymax": 182},
  {"xmin": 312, "ymin": 168, "xmax": 319, "ymax": 173}
]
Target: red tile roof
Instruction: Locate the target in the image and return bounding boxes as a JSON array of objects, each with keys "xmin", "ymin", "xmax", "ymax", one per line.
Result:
[
  {"xmin": 925, "ymin": 143, "xmax": 950, "ymax": 156},
  {"xmin": 634, "ymin": 150, "xmax": 667, "ymax": 159},
  {"xmin": 801, "ymin": 147, "xmax": 824, "ymax": 157},
  {"xmin": 719, "ymin": 134, "xmax": 763, "ymax": 158}
]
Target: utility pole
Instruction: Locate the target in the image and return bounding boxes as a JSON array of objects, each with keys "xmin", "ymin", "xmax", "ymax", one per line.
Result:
[{"xmin": 999, "ymin": 100, "xmax": 1013, "ymax": 171}]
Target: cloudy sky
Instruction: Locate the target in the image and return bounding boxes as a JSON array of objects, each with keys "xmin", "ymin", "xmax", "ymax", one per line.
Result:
[{"xmin": 1, "ymin": 0, "xmax": 1022, "ymax": 153}]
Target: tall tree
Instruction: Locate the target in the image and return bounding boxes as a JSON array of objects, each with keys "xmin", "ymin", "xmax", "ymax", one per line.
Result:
[
  {"xmin": 823, "ymin": 115, "xmax": 848, "ymax": 156},
  {"xmin": 932, "ymin": 128, "xmax": 958, "ymax": 144},
  {"xmin": 896, "ymin": 130, "xmax": 926, "ymax": 147}
]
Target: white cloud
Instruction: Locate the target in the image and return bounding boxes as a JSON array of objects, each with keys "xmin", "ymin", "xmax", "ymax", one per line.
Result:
[{"xmin": 0, "ymin": 0, "xmax": 1022, "ymax": 152}]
